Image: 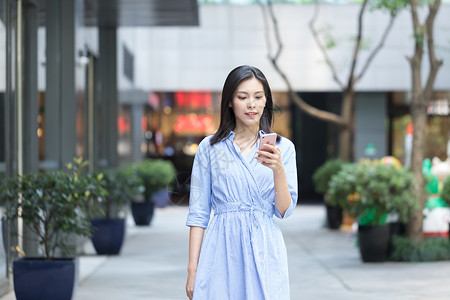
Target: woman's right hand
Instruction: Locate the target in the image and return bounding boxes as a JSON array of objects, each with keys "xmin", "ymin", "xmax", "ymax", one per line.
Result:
[{"xmin": 186, "ymin": 270, "xmax": 196, "ymax": 300}]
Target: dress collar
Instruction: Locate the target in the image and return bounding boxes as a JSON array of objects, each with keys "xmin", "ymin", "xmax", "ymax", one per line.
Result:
[{"xmin": 225, "ymin": 129, "xmax": 266, "ymax": 141}]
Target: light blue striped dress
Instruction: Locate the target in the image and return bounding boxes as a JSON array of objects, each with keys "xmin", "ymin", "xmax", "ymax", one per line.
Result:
[{"xmin": 186, "ymin": 130, "xmax": 298, "ymax": 300}]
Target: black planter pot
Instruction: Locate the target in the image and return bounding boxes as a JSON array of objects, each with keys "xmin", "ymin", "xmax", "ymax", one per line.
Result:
[
  {"xmin": 358, "ymin": 224, "xmax": 391, "ymax": 262},
  {"xmin": 13, "ymin": 257, "xmax": 78, "ymax": 300},
  {"xmin": 91, "ymin": 218, "xmax": 126, "ymax": 255},
  {"xmin": 131, "ymin": 201, "xmax": 155, "ymax": 226},
  {"xmin": 325, "ymin": 204, "xmax": 343, "ymax": 229},
  {"xmin": 388, "ymin": 222, "xmax": 406, "ymax": 256}
]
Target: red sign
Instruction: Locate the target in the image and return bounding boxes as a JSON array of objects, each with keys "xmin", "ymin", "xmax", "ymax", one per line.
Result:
[
  {"xmin": 175, "ymin": 92, "xmax": 212, "ymax": 108},
  {"xmin": 174, "ymin": 114, "xmax": 214, "ymax": 133}
]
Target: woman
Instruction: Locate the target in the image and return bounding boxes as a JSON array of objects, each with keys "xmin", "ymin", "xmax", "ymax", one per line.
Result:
[{"xmin": 186, "ymin": 65, "xmax": 298, "ymax": 300}]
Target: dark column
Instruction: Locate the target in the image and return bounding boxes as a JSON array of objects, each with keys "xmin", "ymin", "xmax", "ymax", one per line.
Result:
[
  {"xmin": 22, "ymin": 0, "xmax": 38, "ymax": 174},
  {"xmin": 44, "ymin": 0, "xmax": 76, "ymax": 169},
  {"xmin": 99, "ymin": 27, "xmax": 118, "ymax": 167},
  {"xmin": 20, "ymin": 0, "xmax": 40, "ymax": 258}
]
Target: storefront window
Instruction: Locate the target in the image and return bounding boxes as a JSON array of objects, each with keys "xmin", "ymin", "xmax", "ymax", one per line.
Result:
[
  {"xmin": 117, "ymin": 90, "xmax": 291, "ymax": 199},
  {"xmin": 198, "ymin": 0, "xmax": 364, "ymax": 5},
  {"xmin": 391, "ymin": 92, "xmax": 450, "ymax": 165},
  {"xmin": 118, "ymin": 104, "xmax": 133, "ymax": 162},
  {"xmin": 0, "ymin": 1, "xmax": 6, "ymax": 170},
  {"xmin": 140, "ymin": 91, "xmax": 220, "ymax": 158},
  {"xmin": 0, "ymin": 0, "xmax": 11, "ymax": 289},
  {"xmin": 138, "ymin": 90, "xmax": 292, "ymax": 159}
]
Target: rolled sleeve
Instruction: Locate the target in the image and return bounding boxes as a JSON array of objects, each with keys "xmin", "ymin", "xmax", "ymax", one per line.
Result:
[
  {"xmin": 274, "ymin": 142, "xmax": 298, "ymax": 219},
  {"xmin": 186, "ymin": 139, "xmax": 212, "ymax": 229}
]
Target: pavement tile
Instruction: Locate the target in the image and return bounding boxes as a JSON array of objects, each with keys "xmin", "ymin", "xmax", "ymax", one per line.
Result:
[{"xmin": 2, "ymin": 204, "xmax": 450, "ymax": 300}]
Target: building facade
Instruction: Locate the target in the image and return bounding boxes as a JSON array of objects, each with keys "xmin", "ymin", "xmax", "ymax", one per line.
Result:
[
  {"xmin": 0, "ymin": 0, "xmax": 449, "ymax": 295},
  {"xmin": 116, "ymin": 3, "xmax": 450, "ymax": 198},
  {"xmin": 0, "ymin": 0, "xmax": 198, "ymax": 294}
]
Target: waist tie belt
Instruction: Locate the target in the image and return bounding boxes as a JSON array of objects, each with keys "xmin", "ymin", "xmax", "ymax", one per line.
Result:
[
  {"xmin": 214, "ymin": 205, "xmax": 273, "ymax": 218},
  {"xmin": 214, "ymin": 205, "xmax": 273, "ymax": 245}
]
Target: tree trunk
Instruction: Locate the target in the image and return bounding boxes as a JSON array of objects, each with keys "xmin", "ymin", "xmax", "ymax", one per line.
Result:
[
  {"xmin": 408, "ymin": 100, "xmax": 427, "ymax": 242},
  {"xmin": 338, "ymin": 89, "xmax": 355, "ymax": 161},
  {"xmin": 406, "ymin": 0, "xmax": 442, "ymax": 242}
]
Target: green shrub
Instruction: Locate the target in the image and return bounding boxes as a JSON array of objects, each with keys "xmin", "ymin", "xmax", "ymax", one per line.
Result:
[
  {"xmin": 96, "ymin": 164, "xmax": 144, "ymax": 218},
  {"xmin": 135, "ymin": 159, "xmax": 176, "ymax": 201},
  {"xmin": 327, "ymin": 162, "xmax": 418, "ymax": 225},
  {"xmin": 312, "ymin": 159, "xmax": 346, "ymax": 195},
  {"xmin": 0, "ymin": 157, "xmax": 106, "ymax": 259},
  {"xmin": 441, "ymin": 176, "xmax": 450, "ymax": 206},
  {"xmin": 389, "ymin": 236, "xmax": 450, "ymax": 262}
]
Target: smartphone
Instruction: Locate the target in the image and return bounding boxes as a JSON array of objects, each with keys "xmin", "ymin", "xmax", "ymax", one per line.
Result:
[{"xmin": 259, "ymin": 133, "xmax": 277, "ymax": 153}]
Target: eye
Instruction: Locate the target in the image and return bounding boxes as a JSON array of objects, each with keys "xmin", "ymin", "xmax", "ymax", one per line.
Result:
[
  {"xmin": 255, "ymin": 96, "xmax": 263, "ymax": 100},
  {"xmin": 238, "ymin": 96, "xmax": 247, "ymax": 101}
]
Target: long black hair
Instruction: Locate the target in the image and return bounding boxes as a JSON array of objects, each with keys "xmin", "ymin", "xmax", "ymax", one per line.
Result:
[{"xmin": 210, "ymin": 65, "xmax": 279, "ymax": 145}]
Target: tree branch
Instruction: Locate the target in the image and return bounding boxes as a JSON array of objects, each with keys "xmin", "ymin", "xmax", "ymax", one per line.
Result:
[
  {"xmin": 289, "ymin": 90, "xmax": 347, "ymax": 126},
  {"xmin": 409, "ymin": 0, "xmax": 423, "ymax": 99},
  {"xmin": 259, "ymin": 1, "xmax": 346, "ymax": 126},
  {"xmin": 267, "ymin": 1, "xmax": 282, "ymax": 62},
  {"xmin": 308, "ymin": 1, "xmax": 344, "ymax": 89},
  {"xmin": 347, "ymin": 0, "xmax": 368, "ymax": 88},
  {"xmin": 260, "ymin": 0, "xmax": 273, "ymax": 57},
  {"xmin": 424, "ymin": 0, "xmax": 443, "ymax": 97},
  {"xmin": 355, "ymin": 13, "xmax": 396, "ymax": 82}
]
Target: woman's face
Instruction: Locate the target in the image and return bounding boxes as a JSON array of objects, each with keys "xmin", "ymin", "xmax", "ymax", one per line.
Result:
[{"xmin": 230, "ymin": 77, "xmax": 267, "ymax": 131}]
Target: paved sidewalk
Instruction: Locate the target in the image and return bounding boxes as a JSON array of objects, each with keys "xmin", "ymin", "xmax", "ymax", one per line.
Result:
[{"xmin": 2, "ymin": 204, "xmax": 450, "ymax": 299}]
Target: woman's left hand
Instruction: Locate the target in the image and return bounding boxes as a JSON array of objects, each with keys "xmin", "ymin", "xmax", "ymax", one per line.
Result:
[{"xmin": 255, "ymin": 144, "xmax": 283, "ymax": 172}]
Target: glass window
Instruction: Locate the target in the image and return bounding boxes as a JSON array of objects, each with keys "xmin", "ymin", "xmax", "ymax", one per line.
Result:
[
  {"xmin": 0, "ymin": 0, "xmax": 10, "ymax": 290},
  {"xmin": 390, "ymin": 92, "xmax": 450, "ymax": 165},
  {"xmin": 199, "ymin": 0, "xmax": 450, "ymax": 4},
  {"xmin": 0, "ymin": 1, "xmax": 6, "ymax": 170},
  {"xmin": 197, "ymin": 0, "xmax": 365, "ymax": 5}
]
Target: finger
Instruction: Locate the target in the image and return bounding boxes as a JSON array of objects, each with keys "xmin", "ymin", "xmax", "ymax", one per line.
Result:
[
  {"xmin": 263, "ymin": 143, "xmax": 276, "ymax": 152},
  {"xmin": 256, "ymin": 149, "xmax": 272, "ymax": 156},
  {"xmin": 255, "ymin": 155, "xmax": 271, "ymax": 163},
  {"xmin": 256, "ymin": 149, "xmax": 276, "ymax": 158},
  {"xmin": 258, "ymin": 151, "xmax": 277, "ymax": 161}
]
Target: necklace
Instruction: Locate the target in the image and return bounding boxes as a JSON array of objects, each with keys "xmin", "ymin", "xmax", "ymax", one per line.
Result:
[{"xmin": 234, "ymin": 133, "xmax": 259, "ymax": 152}]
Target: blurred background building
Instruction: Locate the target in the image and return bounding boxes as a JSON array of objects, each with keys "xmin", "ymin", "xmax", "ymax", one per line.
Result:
[{"xmin": 0, "ymin": 0, "xmax": 449, "ymax": 295}]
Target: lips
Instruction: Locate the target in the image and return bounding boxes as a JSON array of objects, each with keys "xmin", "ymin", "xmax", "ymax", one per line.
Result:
[{"xmin": 245, "ymin": 112, "xmax": 257, "ymax": 116}]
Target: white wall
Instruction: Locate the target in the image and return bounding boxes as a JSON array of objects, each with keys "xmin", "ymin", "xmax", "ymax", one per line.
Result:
[{"xmin": 117, "ymin": 4, "xmax": 450, "ymax": 92}]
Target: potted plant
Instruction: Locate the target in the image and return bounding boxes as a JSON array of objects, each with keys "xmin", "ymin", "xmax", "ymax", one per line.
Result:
[
  {"xmin": 0, "ymin": 157, "xmax": 106, "ymax": 300},
  {"xmin": 312, "ymin": 159, "xmax": 346, "ymax": 229},
  {"xmin": 90, "ymin": 164, "xmax": 143, "ymax": 255},
  {"xmin": 132, "ymin": 159, "xmax": 176, "ymax": 226},
  {"xmin": 328, "ymin": 162, "xmax": 417, "ymax": 262},
  {"xmin": 440, "ymin": 176, "xmax": 450, "ymax": 240}
]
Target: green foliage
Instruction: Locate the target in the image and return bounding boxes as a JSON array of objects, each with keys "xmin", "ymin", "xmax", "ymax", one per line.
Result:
[
  {"xmin": 135, "ymin": 159, "xmax": 176, "ymax": 201},
  {"xmin": 96, "ymin": 164, "xmax": 144, "ymax": 219},
  {"xmin": 312, "ymin": 159, "xmax": 346, "ymax": 195},
  {"xmin": 317, "ymin": 25, "xmax": 337, "ymax": 49},
  {"xmin": 370, "ymin": 0, "xmax": 409, "ymax": 17},
  {"xmin": 389, "ymin": 236, "xmax": 450, "ymax": 262},
  {"xmin": 327, "ymin": 162, "xmax": 418, "ymax": 225},
  {"xmin": 441, "ymin": 176, "xmax": 450, "ymax": 206},
  {"xmin": 0, "ymin": 157, "xmax": 106, "ymax": 259}
]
